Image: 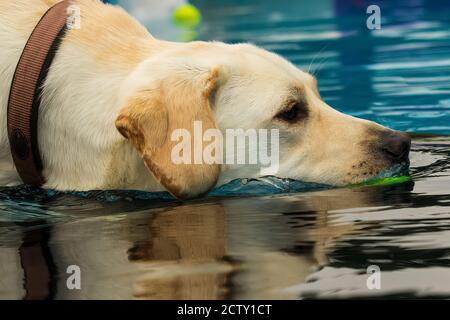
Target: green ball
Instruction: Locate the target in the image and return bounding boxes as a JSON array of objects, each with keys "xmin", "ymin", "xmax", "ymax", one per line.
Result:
[
  {"xmin": 362, "ymin": 175, "xmax": 412, "ymax": 186},
  {"xmin": 173, "ymin": 4, "xmax": 202, "ymax": 28}
]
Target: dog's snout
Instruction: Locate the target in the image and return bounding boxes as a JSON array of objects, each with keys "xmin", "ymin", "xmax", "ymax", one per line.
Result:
[{"xmin": 380, "ymin": 131, "xmax": 411, "ymax": 162}]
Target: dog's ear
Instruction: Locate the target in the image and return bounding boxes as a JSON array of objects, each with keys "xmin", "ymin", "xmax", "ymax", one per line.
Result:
[{"xmin": 115, "ymin": 67, "xmax": 224, "ymax": 199}]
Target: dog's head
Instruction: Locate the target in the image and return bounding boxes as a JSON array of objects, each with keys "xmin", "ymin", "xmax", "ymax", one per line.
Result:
[{"xmin": 115, "ymin": 42, "xmax": 410, "ymax": 199}]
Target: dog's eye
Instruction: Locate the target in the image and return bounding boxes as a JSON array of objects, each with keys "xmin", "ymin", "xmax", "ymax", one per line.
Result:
[{"xmin": 276, "ymin": 102, "xmax": 308, "ymax": 123}]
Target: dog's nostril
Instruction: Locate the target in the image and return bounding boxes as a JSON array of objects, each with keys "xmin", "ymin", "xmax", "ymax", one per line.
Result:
[{"xmin": 381, "ymin": 131, "xmax": 411, "ymax": 162}]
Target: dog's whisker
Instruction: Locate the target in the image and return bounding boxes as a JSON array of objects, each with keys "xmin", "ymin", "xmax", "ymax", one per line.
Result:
[
  {"xmin": 312, "ymin": 54, "xmax": 332, "ymax": 77},
  {"xmin": 307, "ymin": 43, "xmax": 328, "ymax": 74},
  {"xmin": 308, "ymin": 43, "xmax": 329, "ymax": 75}
]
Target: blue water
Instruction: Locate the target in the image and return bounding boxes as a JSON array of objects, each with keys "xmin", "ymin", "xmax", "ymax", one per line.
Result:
[
  {"xmin": 0, "ymin": 0, "xmax": 450, "ymax": 299},
  {"xmin": 192, "ymin": 0, "xmax": 450, "ymax": 134}
]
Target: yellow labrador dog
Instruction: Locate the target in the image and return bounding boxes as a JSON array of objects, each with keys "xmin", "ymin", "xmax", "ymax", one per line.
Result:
[{"xmin": 0, "ymin": 0, "xmax": 410, "ymax": 199}]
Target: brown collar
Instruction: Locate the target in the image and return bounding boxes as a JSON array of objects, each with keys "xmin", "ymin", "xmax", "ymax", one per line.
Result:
[{"xmin": 7, "ymin": 0, "xmax": 72, "ymax": 187}]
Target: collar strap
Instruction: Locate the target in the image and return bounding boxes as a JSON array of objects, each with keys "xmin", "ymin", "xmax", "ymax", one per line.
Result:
[{"xmin": 7, "ymin": 0, "xmax": 72, "ymax": 186}]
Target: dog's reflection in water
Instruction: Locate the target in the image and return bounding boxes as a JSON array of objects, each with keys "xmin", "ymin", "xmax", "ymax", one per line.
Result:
[
  {"xmin": 126, "ymin": 183, "xmax": 413, "ymax": 299},
  {"xmin": 126, "ymin": 203, "xmax": 231, "ymax": 299},
  {"xmin": 1, "ymin": 182, "xmax": 413, "ymax": 299}
]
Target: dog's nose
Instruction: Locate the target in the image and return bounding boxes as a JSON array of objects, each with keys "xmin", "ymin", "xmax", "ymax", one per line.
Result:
[{"xmin": 381, "ymin": 131, "xmax": 411, "ymax": 162}]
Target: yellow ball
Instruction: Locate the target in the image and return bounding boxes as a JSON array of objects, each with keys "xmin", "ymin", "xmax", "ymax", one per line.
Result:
[{"xmin": 173, "ymin": 4, "xmax": 202, "ymax": 28}]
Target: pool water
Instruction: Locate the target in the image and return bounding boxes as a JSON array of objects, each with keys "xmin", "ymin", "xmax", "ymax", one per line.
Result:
[
  {"xmin": 194, "ymin": 0, "xmax": 450, "ymax": 134},
  {"xmin": 1, "ymin": 0, "xmax": 450, "ymax": 299}
]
